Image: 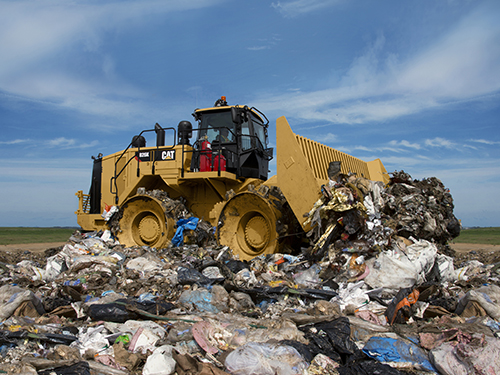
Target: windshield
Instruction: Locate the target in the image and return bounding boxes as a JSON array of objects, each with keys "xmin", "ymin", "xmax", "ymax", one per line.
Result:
[{"xmin": 198, "ymin": 111, "xmax": 235, "ymax": 143}]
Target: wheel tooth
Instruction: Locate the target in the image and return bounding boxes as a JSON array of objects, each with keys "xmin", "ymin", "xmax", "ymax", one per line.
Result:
[
  {"xmin": 257, "ymin": 185, "xmax": 269, "ymax": 198},
  {"xmin": 225, "ymin": 189, "xmax": 236, "ymax": 200},
  {"xmin": 209, "ymin": 201, "xmax": 226, "ymax": 224}
]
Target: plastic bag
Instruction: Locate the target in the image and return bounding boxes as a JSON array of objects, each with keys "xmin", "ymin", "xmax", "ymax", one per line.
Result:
[
  {"xmin": 178, "ymin": 288, "xmax": 220, "ymax": 314},
  {"xmin": 300, "ymin": 317, "xmax": 358, "ymax": 364},
  {"xmin": 142, "ymin": 345, "xmax": 176, "ymax": 375},
  {"xmin": 363, "ymin": 336, "xmax": 436, "ymax": 372},
  {"xmin": 224, "ymin": 342, "xmax": 308, "ymax": 375},
  {"xmin": 177, "ymin": 267, "xmax": 212, "ymax": 286},
  {"xmin": 128, "ymin": 327, "xmax": 160, "ymax": 354},
  {"xmin": 172, "ymin": 217, "xmax": 199, "ymax": 247},
  {"xmin": 364, "ymin": 238, "xmax": 437, "ymax": 293},
  {"xmin": 293, "ymin": 264, "xmax": 321, "ymax": 288},
  {"xmin": 87, "ymin": 298, "xmax": 174, "ymax": 323},
  {"xmin": 337, "ymin": 359, "xmax": 407, "ymax": 375},
  {"xmin": 126, "ymin": 256, "xmax": 163, "ymax": 272},
  {"xmin": 455, "ymin": 284, "xmax": 500, "ymax": 320},
  {"xmin": 430, "ymin": 334, "xmax": 500, "ymax": 375},
  {"xmin": 38, "ymin": 361, "xmax": 91, "ymax": 375},
  {"xmin": 0, "ymin": 285, "xmax": 45, "ymax": 321}
]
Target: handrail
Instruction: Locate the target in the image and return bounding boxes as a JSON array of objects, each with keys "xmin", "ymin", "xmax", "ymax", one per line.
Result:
[{"xmin": 111, "ymin": 126, "xmax": 176, "ymax": 204}]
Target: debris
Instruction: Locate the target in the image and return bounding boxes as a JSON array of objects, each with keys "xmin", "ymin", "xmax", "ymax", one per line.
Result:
[{"xmin": 3, "ymin": 170, "xmax": 496, "ymax": 375}]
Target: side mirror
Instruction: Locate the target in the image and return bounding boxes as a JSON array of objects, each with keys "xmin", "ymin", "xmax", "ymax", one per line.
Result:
[{"xmin": 231, "ymin": 107, "xmax": 241, "ymax": 124}]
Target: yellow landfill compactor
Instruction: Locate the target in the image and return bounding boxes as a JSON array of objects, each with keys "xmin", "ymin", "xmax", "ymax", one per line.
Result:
[{"xmin": 76, "ymin": 97, "xmax": 389, "ymax": 260}]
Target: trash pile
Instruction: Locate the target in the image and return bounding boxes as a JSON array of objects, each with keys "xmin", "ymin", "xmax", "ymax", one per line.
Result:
[{"xmin": 1, "ymin": 171, "xmax": 500, "ymax": 375}]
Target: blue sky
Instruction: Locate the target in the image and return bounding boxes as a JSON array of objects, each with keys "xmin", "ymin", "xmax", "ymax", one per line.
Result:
[{"xmin": 1, "ymin": 0, "xmax": 499, "ymax": 228}]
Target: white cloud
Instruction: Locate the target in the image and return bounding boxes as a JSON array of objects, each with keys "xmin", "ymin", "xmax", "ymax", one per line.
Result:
[
  {"xmin": 258, "ymin": 3, "xmax": 500, "ymax": 125},
  {"xmin": 0, "ymin": 0, "xmax": 225, "ymax": 123},
  {"xmin": 48, "ymin": 137, "xmax": 76, "ymax": 148},
  {"xmin": 396, "ymin": 6, "xmax": 500, "ymax": 99},
  {"xmin": 272, "ymin": 0, "xmax": 342, "ymax": 18},
  {"xmin": 470, "ymin": 139, "xmax": 500, "ymax": 145},
  {"xmin": 0, "ymin": 139, "xmax": 31, "ymax": 145},
  {"xmin": 247, "ymin": 46, "xmax": 270, "ymax": 51},
  {"xmin": 48, "ymin": 137, "xmax": 98, "ymax": 149},
  {"xmin": 389, "ymin": 140, "xmax": 421, "ymax": 150},
  {"xmin": 322, "ymin": 133, "xmax": 337, "ymax": 143},
  {"xmin": 310, "ymin": 132, "xmax": 337, "ymax": 143},
  {"xmin": 424, "ymin": 137, "xmax": 455, "ymax": 149}
]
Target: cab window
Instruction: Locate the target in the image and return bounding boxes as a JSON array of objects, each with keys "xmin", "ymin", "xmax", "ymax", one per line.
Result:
[
  {"xmin": 251, "ymin": 114, "xmax": 266, "ymax": 149},
  {"xmin": 199, "ymin": 112, "xmax": 235, "ymax": 143}
]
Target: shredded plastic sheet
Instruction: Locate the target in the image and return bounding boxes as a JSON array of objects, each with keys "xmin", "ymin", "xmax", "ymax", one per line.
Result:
[
  {"xmin": 455, "ymin": 284, "xmax": 500, "ymax": 320},
  {"xmin": 430, "ymin": 334, "xmax": 500, "ymax": 375},
  {"xmin": 362, "ymin": 336, "xmax": 436, "ymax": 372},
  {"xmin": 364, "ymin": 238, "xmax": 437, "ymax": 293},
  {"xmin": 172, "ymin": 217, "xmax": 200, "ymax": 247},
  {"xmin": 224, "ymin": 342, "xmax": 308, "ymax": 375}
]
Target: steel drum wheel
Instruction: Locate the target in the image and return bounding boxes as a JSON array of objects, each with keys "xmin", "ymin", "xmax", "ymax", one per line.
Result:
[
  {"xmin": 117, "ymin": 196, "xmax": 173, "ymax": 248},
  {"xmin": 217, "ymin": 192, "xmax": 279, "ymax": 260}
]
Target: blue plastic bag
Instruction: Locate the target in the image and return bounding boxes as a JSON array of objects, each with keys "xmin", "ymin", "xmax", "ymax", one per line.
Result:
[
  {"xmin": 362, "ymin": 336, "xmax": 436, "ymax": 373},
  {"xmin": 171, "ymin": 217, "xmax": 199, "ymax": 247}
]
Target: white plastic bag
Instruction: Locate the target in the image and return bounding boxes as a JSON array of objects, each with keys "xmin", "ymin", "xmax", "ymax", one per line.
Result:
[
  {"xmin": 455, "ymin": 284, "xmax": 500, "ymax": 320},
  {"xmin": 364, "ymin": 239, "xmax": 437, "ymax": 293},
  {"xmin": 0, "ymin": 285, "xmax": 45, "ymax": 321},
  {"xmin": 142, "ymin": 345, "xmax": 176, "ymax": 375},
  {"xmin": 224, "ymin": 342, "xmax": 307, "ymax": 375}
]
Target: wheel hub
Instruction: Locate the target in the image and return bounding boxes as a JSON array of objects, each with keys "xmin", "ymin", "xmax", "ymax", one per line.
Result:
[
  {"xmin": 244, "ymin": 216, "xmax": 270, "ymax": 250},
  {"xmin": 138, "ymin": 215, "xmax": 160, "ymax": 243}
]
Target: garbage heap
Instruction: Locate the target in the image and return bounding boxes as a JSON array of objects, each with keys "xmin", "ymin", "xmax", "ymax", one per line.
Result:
[{"xmin": 1, "ymin": 171, "xmax": 500, "ymax": 375}]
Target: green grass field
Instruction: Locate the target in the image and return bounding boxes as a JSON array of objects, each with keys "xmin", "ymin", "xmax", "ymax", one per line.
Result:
[
  {"xmin": 452, "ymin": 227, "xmax": 500, "ymax": 245},
  {"xmin": 0, "ymin": 227, "xmax": 76, "ymax": 245}
]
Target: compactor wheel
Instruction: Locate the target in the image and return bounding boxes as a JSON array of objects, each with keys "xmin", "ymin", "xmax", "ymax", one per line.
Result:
[
  {"xmin": 116, "ymin": 196, "xmax": 174, "ymax": 248},
  {"xmin": 217, "ymin": 192, "xmax": 280, "ymax": 260}
]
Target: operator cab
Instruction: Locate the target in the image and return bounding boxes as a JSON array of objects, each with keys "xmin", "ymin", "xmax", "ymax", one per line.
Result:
[{"xmin": 188, "ymin": 96, "xmax": 273, "ymax": 180}]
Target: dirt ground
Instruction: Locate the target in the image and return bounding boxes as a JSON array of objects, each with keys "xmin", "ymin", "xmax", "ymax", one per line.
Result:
[
  {"xmin": 1, "ymin": 242, "xmax": 499, "ymax": 268},
  {"xmin": 0, "ymin": 242, "xmax": 67, "ymax": 254},
  {"xmin": 0, "ymin": 242, "xmax": 66, "ymax": 266},
  {"xmin": 449, "ymin": 242, "xmax": 500, "ymax": 266}
]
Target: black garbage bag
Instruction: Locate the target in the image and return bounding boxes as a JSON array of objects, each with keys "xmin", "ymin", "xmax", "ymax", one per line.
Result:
[
  {"xmin": 279, "ymin": 339, "xmax": 315, "ymax": 363},
  {"xmin": 328, "ymin": 161, "xmax": 342, "ymax": 180},
  {"xmin": 314, "ymin": 317, "xmax": 358, "ymax": 356},
  {"xmin": 338, "ymin": 359, "xmax": 407, "ymax": 375},
  {"xmin": 447, "ymin": 215, "xmax": 461, "ymax": 238},
  {"xmin": 177, "ymin": 267, "xmax": 213, "ymax": 286},
  {"xmin": 299, "ymin": 317, "xmax": 359, "ymax": 364},
  {"xmin": 225, "ymin": 259, "xmax": 249, "ymax": 274},
  {"xmin": 342, "ymin": 209, "xmax": 365, "ymax": 235},
  {"xmin": 38, "ymin": 361, "xmax": 91, "ymax": 375},
  {"xmin": 88, "ymin": 298, "xmax": 174, "ymax": 323},
  {"xmin": 88, "ymin": 302, "xmax": 137, "ymax": 323},
  {"xmin": 305, "ymin": 329, "xmax": 343, "ymax": 363}
]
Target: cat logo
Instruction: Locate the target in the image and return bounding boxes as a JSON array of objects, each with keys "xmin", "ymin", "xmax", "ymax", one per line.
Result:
[{"xmin": 161, "ymin": 150, "xmax": 175, "ymax": 160}]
